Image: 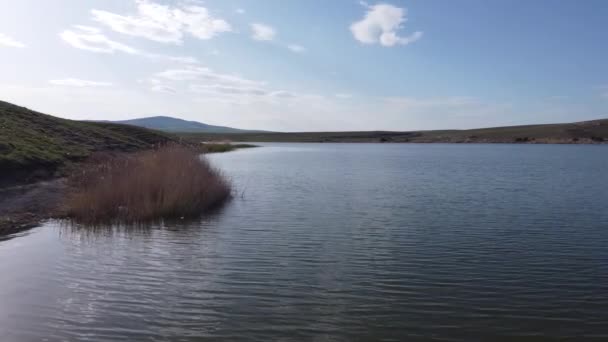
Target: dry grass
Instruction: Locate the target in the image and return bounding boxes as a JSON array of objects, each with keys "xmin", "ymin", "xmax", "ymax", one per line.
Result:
[
  {"xmin": 200, "ymin": 143, "xmax": 257, "ymax": 153},
  {"xmin": 64, "ymin": 145, "xmax": 231, "ymax": 224}
]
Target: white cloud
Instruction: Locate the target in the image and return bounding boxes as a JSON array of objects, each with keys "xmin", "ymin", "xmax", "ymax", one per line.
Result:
[
  {"xmin": 384, "ymin": 96, "xmax": 479, "ymax": 108},
  {"xmin": 251, "ymin": 23, "xmax": 276, "ymax": 41},
  {"xmin": 287, "ymin": 44, "xmax": 306, "ymax": 53},
  {"xmin": 190, "ymin": 84, "xmax": 267, "ymax": 97},
  {"xmin": 156, "ymin": 66, "xmax": 265, "ymax": 87},
  {"xmin": 269, "ymin": 90, "xmax": 298, "ymax": 98},
  {"xmin": 236, "ymin": 8, "xmax": 245, "ymax": 14},
  {"xmin": 151, "ymin": 66, "xmax": 308, "ymax": 104},
  {"xmin": 335, "ymin": 93, "xmax": 353, "ymax": 99},
  {"xmin": 350, "ymin": 4, "xmax": 422, "ymax": 47},
  {"xmin": 0, "ymin": 33, "xmax": 26, "ymax": 48},
  {"xmin": 60, "ymin": 26, "xmax": 137, "ymax": 54},
  {"xmin": 144, "ymin": 53, "xmax": 199, "ymax": 64},
  {"xmin": 156, "ymin": 67, "xmax": 210, "ymax": 81},
  {"xmin": 91, "ymin": 0, "xmax": 231, "ymax": 44},
  {"xmin": 60, "ymin": 25, "xmax": 198, "ymax": 64},
  {"xmin": 49, "ymin": 78, "xmax": 113, "ymax": 87},
  {"xmin": 144, "ymin": 78, "xmax": 177, "ymax": 93}
]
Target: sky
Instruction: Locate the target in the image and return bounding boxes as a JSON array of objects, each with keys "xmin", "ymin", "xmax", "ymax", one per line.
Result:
[{"xmin": 0, "ymin": 0, "xmax": 607, "ymax": 132}]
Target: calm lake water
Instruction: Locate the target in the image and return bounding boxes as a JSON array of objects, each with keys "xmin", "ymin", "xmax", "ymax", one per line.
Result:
[{"xmin": 1, "ymin": 143, "xmax": 608, "ymax": 341}]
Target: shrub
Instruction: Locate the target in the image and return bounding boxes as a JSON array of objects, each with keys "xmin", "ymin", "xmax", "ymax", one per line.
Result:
[{"xmin": 64, "ymin": 145, "xmax": 230, "ymax": 224}]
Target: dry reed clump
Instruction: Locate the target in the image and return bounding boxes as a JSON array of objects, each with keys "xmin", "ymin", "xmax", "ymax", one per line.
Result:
[{"xmin": 64, "ymin": 146, "xmax": 231, "ymax": 224}]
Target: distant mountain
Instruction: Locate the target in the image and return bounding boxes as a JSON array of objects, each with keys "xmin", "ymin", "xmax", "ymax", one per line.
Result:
[{"xmin": 113, "ymin": 116, "xmax": 265, "ymax": 133}]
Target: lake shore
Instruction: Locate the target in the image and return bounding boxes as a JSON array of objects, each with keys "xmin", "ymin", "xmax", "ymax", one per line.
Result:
[
  {"xmin": 4, "ymin": 142, "xmax": 606, "ymax": 341},
  {"xmin": 0, "ymin": 179, "xmax": 67, "ymax": 237},
  {"xmin": 0, "ymin": 144, "xmax": 255, "ymax": 237}
]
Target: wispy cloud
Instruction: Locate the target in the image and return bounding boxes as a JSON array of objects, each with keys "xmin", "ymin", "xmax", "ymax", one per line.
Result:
[
  {"xmin": 144, "ymin": 53, "xmax": 199, "ymax": 64},
  {"xmin": 0, "ymin": 33, "xmax": 26, "ymax": 48},
  {"xmin": 287, "ymin": 44, "xmax": 306, "ymax": 53},
  {"xmin": 60, "ymin": 26, "xmax": 137, "ymax": 54},
  {"xmin": 251, "ymin": 23, "xmax": 276, "ymax": 41},
  {"xmin": 190, "ymin": 84, "xmax": 267, "ymax": 97},
  {"xmin": 143, "ymin": 78, "xmax": 177, "ymax": 93},
  {"xmin": 236, "ymin": 8, "xmax": 245, "ymax": 14},
  {"xmin": 91, "ymin": 0, "xmax": 231, "ymax": 44},
  {"xmin": 268, "ymin": 90, "xmax": 297, "ymax": 98},
  {"xmin": 155, "ymin": 66, "xmax": 264, "ymax": 87},
  {"xmin": 350, "ymin": 4, "xmax": 422, "ymax": 47},
  {"xmin": 49, "ymin": 78, "xmax": 113, "ymax": 87},
  {"xmin": 150, "ymin": 65, "xmax": 308, "ymax": 104},
  {"xmin": 384, "ymin": 96, "xmax": 479, "ymax": 108},
  {"xmin": 335, "ymin": 93, "xmax": 353, "ymax": 99},
  {"xmin": 60, "ymin": 25, "xmax": 199, "ymax": 64}
]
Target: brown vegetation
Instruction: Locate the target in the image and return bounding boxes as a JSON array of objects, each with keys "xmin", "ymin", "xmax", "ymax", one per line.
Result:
[
  {"xmin": 64, "ymin": 145, "xmax": 230, "ymax": 224},
  {"xmin": 199, "ymin": 143, "xmax": 257, "ymax": 153}
]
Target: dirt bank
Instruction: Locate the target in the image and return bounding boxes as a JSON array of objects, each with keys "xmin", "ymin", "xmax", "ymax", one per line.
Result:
[{"xmin": 0, "ymin": 179, "xmax": 67, "ymax": 236}]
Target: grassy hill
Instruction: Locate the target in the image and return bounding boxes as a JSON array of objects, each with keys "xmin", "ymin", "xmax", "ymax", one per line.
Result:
[
  {"xmin": 113, "ymin": 116, "xmax": 265, "ymax": 133},
  {"xmin": 0, "ymin": 100, "xmax": 175, "ymax": 185},
  {"xmin": 180, "ymin": 119, "xmax": 608, "ymax": 144}
]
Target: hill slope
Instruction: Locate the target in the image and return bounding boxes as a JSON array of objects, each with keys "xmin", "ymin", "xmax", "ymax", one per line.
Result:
[
  {"xmin": 114, "ymin": 116, "xmax": 262, "ymax": 133},
  {"xmin": 0, "ymin": 101, "xmax": 175, "ymax": 184},
  {"xmin": 181, "ymin": 119, "xmax": 608, "ymax": 143}
]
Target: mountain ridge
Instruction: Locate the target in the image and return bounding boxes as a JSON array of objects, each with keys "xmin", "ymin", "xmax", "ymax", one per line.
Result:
[{"xmin": 112, "ymin": 116, "xmax": 268, "ymax": 133}]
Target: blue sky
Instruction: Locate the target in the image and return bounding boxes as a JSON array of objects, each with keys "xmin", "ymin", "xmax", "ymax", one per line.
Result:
[{"xmin": 0, "ymin": 0, "xmax": 607, "ymax": 131}]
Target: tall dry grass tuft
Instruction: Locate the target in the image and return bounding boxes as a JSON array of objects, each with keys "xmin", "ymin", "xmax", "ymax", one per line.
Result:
[{"xmin": 65, "ymin": 145, "xmax": 231, "ymax": 224}]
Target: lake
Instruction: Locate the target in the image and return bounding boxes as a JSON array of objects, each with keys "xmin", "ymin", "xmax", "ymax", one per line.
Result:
[{"xmin": 1, "ymin": 143, "xmax": 608, "ymax": 341}]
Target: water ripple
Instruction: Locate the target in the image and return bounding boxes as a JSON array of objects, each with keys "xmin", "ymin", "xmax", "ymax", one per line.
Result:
[{"xmin": 1, "ymin": 144, "xmax": 608, "ymax": 341}]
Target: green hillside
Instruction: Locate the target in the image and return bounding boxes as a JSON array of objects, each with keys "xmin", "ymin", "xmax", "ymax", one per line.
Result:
[{"xmin": 0, "ymin": 100, "xmax": 175, "ymax": 184}]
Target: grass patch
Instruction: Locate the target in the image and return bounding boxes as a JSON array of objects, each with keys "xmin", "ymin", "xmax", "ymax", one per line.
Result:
[
  {"xmin": 64, "ymin": 145, "xmax": 230, "ymax": 224},
  {"xmin": 0, "ymin": 100, "xmax": 175, "ymax": 185}
]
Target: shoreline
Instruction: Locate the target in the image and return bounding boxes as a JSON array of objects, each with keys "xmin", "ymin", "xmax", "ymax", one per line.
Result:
[
  {"xmin": 0, "ymin": 179, "xmax": 67, "ymax": 237},
  {"xmin": 210, "ymin": 140, "xmax": 608, "ymax": 145},
  {"xmin": 181, "ymin": 135, "xmax": 608, "ymax": 145},
  {"xmin": 178, "ymin": 120, "xmax": 608, "ymax": 144},
  {"xmin": 0, "ymin": 144, "xmax": 256, "ymax": 238},
  {"xmin": 2, "ymin": 140, "xmax": 605, "ymax": 238}
]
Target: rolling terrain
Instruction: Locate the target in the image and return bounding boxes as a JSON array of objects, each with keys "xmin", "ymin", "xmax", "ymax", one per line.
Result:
[
  {"xmin": 3, "ymin": 98, "xmax": 607, "ymax": 183},
  {"xmin": 0, "ymin": 100, "xmax": 175, "ymax": 185},
  {"xmin": 181, "ymin": 119, "xmax": 608, "ymax": 144}
]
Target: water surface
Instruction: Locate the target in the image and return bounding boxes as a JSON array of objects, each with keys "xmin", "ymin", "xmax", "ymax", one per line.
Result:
[{"xmin": 1, "ymin": 143, "xmax": 608, "ymax": 341}]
